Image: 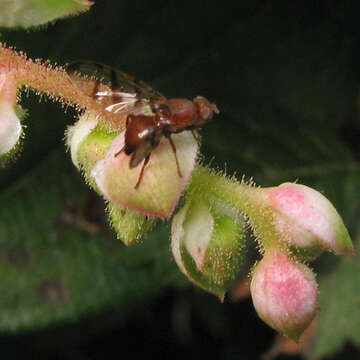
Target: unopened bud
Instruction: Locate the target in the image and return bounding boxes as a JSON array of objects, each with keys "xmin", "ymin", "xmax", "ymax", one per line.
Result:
[
  {"xmin": 261, "ymin": 183, "xmax": 354, "ymax": 255},
  {"xmin": 171, "ymin": 196, "xmax": 248, "ymax": 300},
  {"xmin": 66, "ymin": 112, "xmax": 197, "ymax": 240},
  {"xmin": 250, "ymin": 250, "xmax": 318, "ymax": 341},
  {"xmin": 91, "ymin": 130, "xmax": 198, "ymax": 219}
]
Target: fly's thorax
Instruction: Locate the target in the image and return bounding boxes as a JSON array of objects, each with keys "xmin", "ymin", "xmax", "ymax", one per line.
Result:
[
  {"xmin": 125, "ymin": 114, "xmax": 157, "ymax": 154},
  {"xmin": 164, "ymin": 98, "xmax": 199, "ymax": 131}
]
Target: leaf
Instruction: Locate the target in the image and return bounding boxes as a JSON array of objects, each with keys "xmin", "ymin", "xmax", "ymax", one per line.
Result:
[
  {"xmin": 0, "ymin": 0, "xmax": 93, "ymax": 29},
  {"xmin": 0, "ymin": 149, "xmax": 185, "ymax": 331},
  {"xmin": 311, "ymin": 256, "xmax": 360, "ymax": 358}
]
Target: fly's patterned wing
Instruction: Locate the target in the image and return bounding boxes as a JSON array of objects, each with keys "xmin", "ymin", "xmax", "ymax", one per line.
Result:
[{"xmin": 66, "ymin": 61, "xmax": 167, "ymax": 115}]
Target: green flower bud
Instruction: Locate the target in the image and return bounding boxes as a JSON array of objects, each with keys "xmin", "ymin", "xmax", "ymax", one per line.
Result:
[{"xmin": 171, "ymin": 196, "xmax": 248, "ymax": 300}]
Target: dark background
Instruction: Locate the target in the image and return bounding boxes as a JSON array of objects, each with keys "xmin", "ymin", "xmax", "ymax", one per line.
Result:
[{"xmin": 1, "ymin": 1, "xmax": 360, "ymax": 359}]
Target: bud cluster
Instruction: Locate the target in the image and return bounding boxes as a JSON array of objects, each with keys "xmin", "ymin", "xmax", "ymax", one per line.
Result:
[
  {"xmin": 169, "ymin": 168, "xmax": 354, "ymax": 341},
  {"xmin": 1, "ymin": 46, "xmax": 351, "ymax": 341},
  {"xmin": 65, "ymin": 107, "xmax": 354, "ymax": 340}
]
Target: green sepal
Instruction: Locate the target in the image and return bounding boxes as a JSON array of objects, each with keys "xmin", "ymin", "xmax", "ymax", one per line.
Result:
[
  {"xmin": 203, "ymin": 213, "xmax": 247, "ymax": 287},
  {"xmin": 173, "ymin": 195, "xmax": 249, "ymax": 300},
  {"xmin": 77, "ymin": 124, "xmax": 118, "ymax": 192},
  {"xmin": 107, "ymin": 202, "xmax": 157, "ymax": 246},
  {"xmin": 180, "ymin": 241, "xmax": 226, "ymax": 301}
]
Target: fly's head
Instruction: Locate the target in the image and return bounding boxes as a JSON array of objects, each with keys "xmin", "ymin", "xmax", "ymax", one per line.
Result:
[{"xmin": 193, "ymin": 96, "xmax": 220, "ymax": 126}]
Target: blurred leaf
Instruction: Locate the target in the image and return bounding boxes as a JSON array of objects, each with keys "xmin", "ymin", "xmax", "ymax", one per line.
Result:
[
  {"xmin": 311, "ymin": 256, "xmax": 360, "ymax": 358},
  {"xmin": 0, "ymin": 0, "xmax": 93, "ymax": 29},
  {"xmin": 0, "ymin": 149, "xmax": 185, "ymax": 331}
]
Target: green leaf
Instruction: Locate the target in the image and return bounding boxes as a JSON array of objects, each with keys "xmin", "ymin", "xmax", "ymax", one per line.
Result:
[
  {"xmin": 0, "ymin": 149, "xmax": 184, "ymax": 332},
  {"xmin": 0, "ymin": 0, "xmax": 93, "ymax": 29},
  {"xmin": 311, "ymin": 256, "xmax": 360, "ymax": 358}
]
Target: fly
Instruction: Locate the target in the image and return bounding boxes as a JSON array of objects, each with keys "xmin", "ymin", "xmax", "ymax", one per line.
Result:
[{"xmin": 67, "ymin": 61, "xmax": 219, "ymax": 189}]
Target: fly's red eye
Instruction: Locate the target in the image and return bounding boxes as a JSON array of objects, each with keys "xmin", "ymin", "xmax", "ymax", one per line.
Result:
[{"xmin": 193, "ymin": 96, "xmax": 219, "ymax": 121}]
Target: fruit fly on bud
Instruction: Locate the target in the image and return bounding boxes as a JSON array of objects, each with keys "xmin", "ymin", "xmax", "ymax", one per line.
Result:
[{"xmin": 67, "ymin": 62, "xmax": 219, "ymax": 188}]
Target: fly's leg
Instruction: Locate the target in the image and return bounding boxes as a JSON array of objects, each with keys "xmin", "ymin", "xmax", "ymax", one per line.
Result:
[
  {"xmin": 135, "ymin": 153, "xmax": 151, "ymax": 189},
  {"xmin": 166, "ymin": 134, "xmax": 182, "ymax": 178},
  {"xmin": 191, "ymin": 130, "xmax": 201, "ymax": 147},
  {"xmin": 114, "ymin": 145, "xmax": 125, "ymax": 157},
  {"xmin": 114, "ymin": 140, "xmax": 149, "ymax": 189}
]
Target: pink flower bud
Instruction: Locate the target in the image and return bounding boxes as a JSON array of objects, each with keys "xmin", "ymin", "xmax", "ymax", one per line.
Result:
[
  {"xmin": 262, "ymin": 183, "xmax": 354, "ymax": 255},
  {"xmin": 91, "ymin": 130, "xmax": 198, "ymax": 219},
  {"xmin": 0, "ymin": 69, "xmax": 22, "ymax": 156},
  {"xmin": 250, "ymin": 251, "xmax": 318, "ymax": 341}
]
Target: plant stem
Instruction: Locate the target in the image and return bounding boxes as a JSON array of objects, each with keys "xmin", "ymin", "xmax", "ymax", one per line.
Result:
[
  {"xmin": 190, "ymin": 166, "xmax": 282, "ymax": 250},
  {"xmin": 0, "ymin": 42, "xmax": 124, "ymax": 129}
]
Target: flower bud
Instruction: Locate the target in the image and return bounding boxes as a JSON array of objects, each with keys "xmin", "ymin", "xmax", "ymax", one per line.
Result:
[
  {"xmin": 0, "ymin": 70, "xmax": 22, "ymax": 159},
  {"xmin": 91, "ymin": 130, "xmax": 198, "ymax": 219},
  {"xmin": 171, "ymin": 196, "xmax": 248, "ymax": 300},
  {"xmin": 261, "ymin": 183, "xmax": 354, "ymax": 255},
  {"xmin": 250, "ymin": 251, "xmax": 318, "ymax": 342},
  {"xmin": 66, "ymin": 113, "xmax": 155, "ymax": 243}
]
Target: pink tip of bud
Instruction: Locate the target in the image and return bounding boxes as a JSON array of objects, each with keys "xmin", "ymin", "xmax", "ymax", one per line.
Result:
[
  {"xmin": 250, "ymin": 251, "xmax": 318, "ymax": 341},
  {"xmin": 264, "ymin": 183, "xmax": 354, "ymax": 255}
]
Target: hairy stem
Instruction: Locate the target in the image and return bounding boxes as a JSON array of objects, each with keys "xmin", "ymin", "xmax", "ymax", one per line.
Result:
[
  {"xmin": 190, "ymin": 166, "xmax": 283, "ymax": 250},
  {"xmin": 0, "ymin": 43, "xmax": 124, "ymax": 129}
]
